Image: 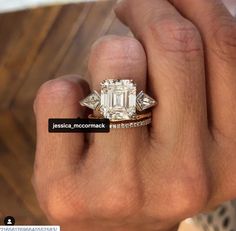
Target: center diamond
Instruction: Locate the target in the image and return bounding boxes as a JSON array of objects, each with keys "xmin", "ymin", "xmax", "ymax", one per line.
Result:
[{"xmin": 100, "ymin": 79, "xmax": 136, "ymax": 121}]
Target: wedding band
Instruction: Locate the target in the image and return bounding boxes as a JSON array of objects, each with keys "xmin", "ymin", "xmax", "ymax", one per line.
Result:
[
  {"xmin": 80, "ymin": 79, "xmax": 157, "ymax": 128},
  {"xmin": 110, "ymin": 118, "xmax": 152, "ymax": 129},
  {"xmin": 89, "ymin": 112, "xmax": 152, "ymax": 120},
  {"xmin": 89, "ymin": 112, "xmax": 152, "ymax": 129}
]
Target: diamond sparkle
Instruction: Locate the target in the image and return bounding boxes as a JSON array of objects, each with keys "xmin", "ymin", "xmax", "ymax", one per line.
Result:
[
  {"xmin": 80, "ymin": 90, "xmax": 100, "ymax": 110},
  {"xmin": 100, "ymin": 79, "xmax": 136, "ymax": 121},
  {"xmin": 136, "ymin": 91, "xmax": 156, "ymax": 111}
]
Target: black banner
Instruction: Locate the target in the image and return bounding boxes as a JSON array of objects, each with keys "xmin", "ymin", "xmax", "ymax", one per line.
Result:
[{"xmin": 48, "ymin": 118, "xmax": 110, "ymax": 133}]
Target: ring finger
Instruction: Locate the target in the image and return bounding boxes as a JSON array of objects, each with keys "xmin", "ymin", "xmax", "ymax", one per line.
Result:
[{"xmin": 87, "ymin": 35, "xmax": 149, "ymax": 157}]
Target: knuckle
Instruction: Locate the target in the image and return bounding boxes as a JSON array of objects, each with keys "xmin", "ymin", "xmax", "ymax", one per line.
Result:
[
  {"xmin": 46, "ymin": 187, "xmax": 74, "ymax": 221},
  {"xmin": 96, "ymin": 188, "xmax": 142, "ymax": 219},
  {"xmin": 146, "ymin": 149, "xmax": 210, "ymax": 221},
  {"xmin": 147, "ymin": 18, "xmax": 202, "ymax": 57},
  {"xmin": 44, "ymin": 178, "xmax": 83, "ymax": 222},
  {"xmin": 152, "ymin": 179, "xmax": 210, "ymax": 221},
  {"xmin": 34, "ymin": 79, "xmax": 78, "ymax": 111},
  {"xmin": 169, "ymin": 166, "xmax": 210, "ymax": 219},
  {"xmin": 92, "ymin": 185, "xmax": 143, "ymax": 219},
  {"xmin": 36, "ymin": 79, "xmax": 74, "ymax": 101},
  {"xmin": 114, "ymin": 0, "xmax": 130, "ymax": 14},
  {"xmin": 90, "ymin": 35, "xmax": 145, "ymax": 62},
  {"xmin": 212, "ymin": 20, "xmax": 236, "ymax": 60},
  {"xmin": 166, "ymin": 180, "xmax": 209, "ymax": 219},
  {"xmin": 32, "ymin": 168, "xmax": 83, "ymax": 223}
]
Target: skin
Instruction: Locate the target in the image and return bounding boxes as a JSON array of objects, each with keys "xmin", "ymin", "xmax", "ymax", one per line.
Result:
[{"xmin": 32, "ymin": 0, "xmax": 236, "ymax": 231}]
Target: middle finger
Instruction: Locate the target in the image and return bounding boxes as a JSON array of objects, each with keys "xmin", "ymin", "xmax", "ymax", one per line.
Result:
[{"xmin": 115, "ymin": 0, "xmax": 209, "ymax": 147}]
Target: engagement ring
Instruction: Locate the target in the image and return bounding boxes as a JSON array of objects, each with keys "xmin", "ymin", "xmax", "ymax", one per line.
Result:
[{"xmin": 80, "ymin": 79, "xmax": 157, "ymax": 129}]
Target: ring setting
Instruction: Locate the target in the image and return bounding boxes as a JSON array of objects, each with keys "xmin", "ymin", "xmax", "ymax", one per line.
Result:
[{"xmin": 80, "ymin": 79, "xmax": 157, "ymax": 129}]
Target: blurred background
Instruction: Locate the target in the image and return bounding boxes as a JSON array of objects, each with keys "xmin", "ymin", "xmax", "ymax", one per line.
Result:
[
  {"xmin": 0, "ymin": 0, "xmax": 131, "ymax": 225},
  {"xmin": 0, "ymin": 0, "xmax": 235, "ymax": 229}
]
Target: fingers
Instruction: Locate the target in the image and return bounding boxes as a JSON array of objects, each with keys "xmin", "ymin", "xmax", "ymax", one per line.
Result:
[
  {"xmin": 168, "ymin": 0, "xmax": 236, "ymax": 136},
  {"xmin": 222, "ymin": 0, "xmax": 236, "ymax": 16},
  {"xmin": 87, "ymin": 35, "xmax": 148, "ymax": 155},
  {"xmin": 115, "ymin": 0, "xmax": 208, "ymax": 145},
  {"xmin": 33, "ymin": 75, "xmax": 89, "ymax": 181}
]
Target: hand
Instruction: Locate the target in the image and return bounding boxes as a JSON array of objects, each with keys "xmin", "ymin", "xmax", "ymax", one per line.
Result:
[{"xmin": 32, "ymin": 0, "xmax": 236, "ymax": 231}]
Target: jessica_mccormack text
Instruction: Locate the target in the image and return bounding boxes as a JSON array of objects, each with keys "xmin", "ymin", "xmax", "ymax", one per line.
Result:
[{"xmin": 48, "ymin": 118, "xmax": 110, "ymax": 133}]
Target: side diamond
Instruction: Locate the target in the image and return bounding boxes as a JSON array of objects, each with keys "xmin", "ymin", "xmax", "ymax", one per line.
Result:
[
  {"xmin": 80, "ymin": 91, "xmax": 100, "ymax": 110},
  {"xmin": 136, "ymin": 91, "xmax": 156, "ymax": 111}
]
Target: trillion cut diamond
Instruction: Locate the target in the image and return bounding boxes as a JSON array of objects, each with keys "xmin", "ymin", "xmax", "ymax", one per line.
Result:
[
  {"xmin": 136, "ymin": 91, "xmax": 156, "ymax": 111},
  {"xmin": 80, "ymin": 90, "xmax": 100, "ymax": 110},
  {"xmin": 100, "ymin": 79, "xmax": 136, "ymax": 120}
]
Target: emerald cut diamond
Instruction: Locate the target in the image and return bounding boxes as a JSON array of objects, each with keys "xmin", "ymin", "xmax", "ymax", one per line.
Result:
[{"xmin": 100, "ymin": 79, "xmax": 136, "ymax": 121}]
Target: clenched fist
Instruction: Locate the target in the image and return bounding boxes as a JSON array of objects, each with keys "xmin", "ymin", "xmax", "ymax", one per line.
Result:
[{"xmin": 32, "ymin": 0, "xmax": 236, "ymax": 230}]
